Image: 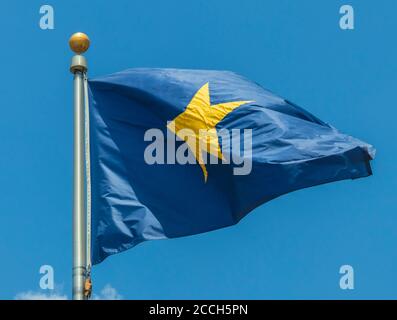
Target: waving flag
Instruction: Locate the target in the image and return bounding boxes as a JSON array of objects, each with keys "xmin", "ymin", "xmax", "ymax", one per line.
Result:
[{"xmin": 88, "ymin": 68, "xmax": 374, "ymax": 264}]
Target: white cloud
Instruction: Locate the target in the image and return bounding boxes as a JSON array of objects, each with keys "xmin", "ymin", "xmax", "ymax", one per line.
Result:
[
  {"xmin": 15, "ymin": 284, "xmax": 122, "ymax": 300},
  {"xmin": 15, "ymin": 291, "xmax": 67, "ymax": 300},
  {"xmin": 93, "ymin": 284, "xmax": 123, "ymax": 300}
]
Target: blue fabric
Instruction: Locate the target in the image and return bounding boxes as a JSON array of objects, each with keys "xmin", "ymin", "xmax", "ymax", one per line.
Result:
[{"xmin": 88, "ymin": 68, "xmax": 375, "ymax": 265}]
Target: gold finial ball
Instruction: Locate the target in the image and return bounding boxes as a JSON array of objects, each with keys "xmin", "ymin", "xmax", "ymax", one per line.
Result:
[{"xmin": 69, "ymin": 32, "xmax": 90, "ymax": 54}]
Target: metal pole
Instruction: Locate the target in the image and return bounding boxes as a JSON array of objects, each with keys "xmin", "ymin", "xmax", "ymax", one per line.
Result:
[
  {"xmin": 69, "ymin": 32, "xmax": 90, "ymax": 300},
  {"xmin": 72, "ymin": 70, "xmax": 86, "ymax": 300}
]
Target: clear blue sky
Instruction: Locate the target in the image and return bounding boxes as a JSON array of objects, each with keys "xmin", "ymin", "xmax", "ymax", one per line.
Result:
[{"xmin": 0, "ymin": 0, "xmax": 396, "ymax": 299}]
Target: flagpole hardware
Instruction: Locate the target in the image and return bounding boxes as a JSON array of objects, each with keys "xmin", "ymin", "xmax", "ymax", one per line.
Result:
[
  {"xmin": 70, "ymin": 32, "xmax": 90, "ymax": 300},
  {"xmin": 84, "ymin": 269, "xmax": 92, "ymax": 299},
  {"xmin": 70, "ymin": 55, "xmax": 87, "ymax": 74},
  {"xmin": 69, "ymin": 32, "xmax": 90, "ymax": 74}
]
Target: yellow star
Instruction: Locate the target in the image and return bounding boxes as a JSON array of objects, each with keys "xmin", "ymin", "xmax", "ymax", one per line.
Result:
[{"xmin": 167, "ymin": 82, "xmax": 252, "ymax": 182}]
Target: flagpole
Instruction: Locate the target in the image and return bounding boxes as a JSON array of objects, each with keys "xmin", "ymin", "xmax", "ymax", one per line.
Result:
[{"xmin": 69, "ymin": 32, "xmax": 90, "ymax": 300}]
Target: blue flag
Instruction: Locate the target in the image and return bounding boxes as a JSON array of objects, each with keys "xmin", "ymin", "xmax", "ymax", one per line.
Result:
[{"xmin": 88, "ymin": 68, "xmax": 374, "ymax": 264}]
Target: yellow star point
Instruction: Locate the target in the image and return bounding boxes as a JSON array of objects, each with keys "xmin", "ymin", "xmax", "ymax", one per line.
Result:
[{"xmin": 167, "ymin": 82, "xmax": 252, "ymax": 181}]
